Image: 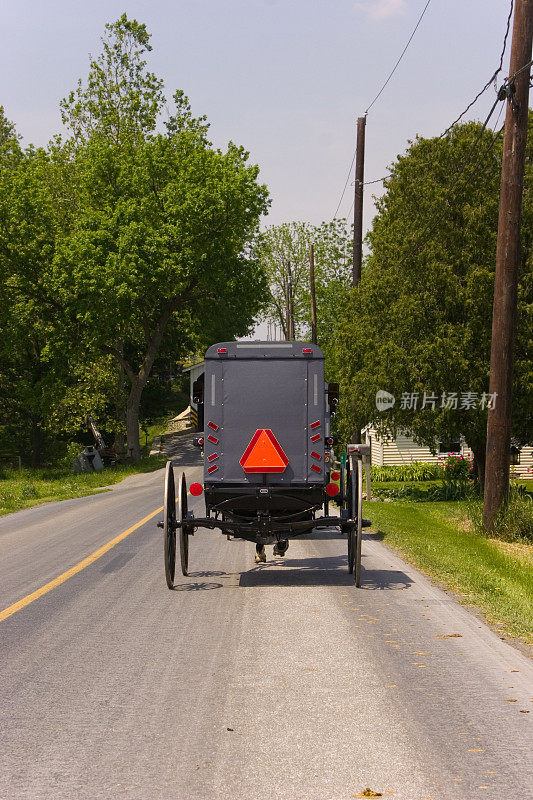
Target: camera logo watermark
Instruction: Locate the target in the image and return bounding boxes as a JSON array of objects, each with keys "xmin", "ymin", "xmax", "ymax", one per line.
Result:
[{"xmin": 376, "ymin": 390, "xmax": 497, "ymax": 412}]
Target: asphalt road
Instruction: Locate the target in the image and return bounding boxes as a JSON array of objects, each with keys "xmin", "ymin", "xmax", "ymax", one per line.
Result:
[{"xmin": 1, "ymin": 459, "xmax": 532, "ymax": 800}]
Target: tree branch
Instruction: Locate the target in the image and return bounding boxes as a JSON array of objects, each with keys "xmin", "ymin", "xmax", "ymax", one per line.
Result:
[
  {"xmin": 138, "ymin": 278, "xmax": 200, "ymax": 386},
  {"xmin": 101, "ymin": 344, "xmax": 136, "ymax": 383}
]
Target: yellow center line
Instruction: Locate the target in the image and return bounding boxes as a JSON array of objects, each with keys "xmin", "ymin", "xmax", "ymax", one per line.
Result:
[{"xmin": 0, "ymin": 505, "xmax": 163, "ymax": 624}]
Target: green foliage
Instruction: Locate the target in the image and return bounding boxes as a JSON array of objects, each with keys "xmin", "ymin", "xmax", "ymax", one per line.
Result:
[
  {"xmin": 256, "ymin": 219, "xmax": 352, "ymax": 355},
  {"xmin": 331, "ymin": 116, "xmax": 533, "ymax": 482},
  {"xmin": 60, "ymin": 14, "xmax": 165, "ymax": 142},
  {"xmin": 0, "ymin": 16, "xmax": 270, "ymax": 466},
  {"xmin": 468, "ymin": 489, "xmax": 533, "ymax": 543},
  {"xmin": 440, "ymin": 453, "xmax": 472, "ymax": 481},
  {"xmin": 371, "ymin": 481, "xmax": 475, "ymax": 502},
  {"xmin": 371, "ymin": 461, "xmax": 441, "ymax": 482},
  {"xmin": 0, "ymin": 456, "xmax": 166, "ymax": 515}
]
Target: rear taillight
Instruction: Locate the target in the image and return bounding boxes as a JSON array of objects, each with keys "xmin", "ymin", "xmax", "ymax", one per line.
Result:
[
  {"xmin": 325, "ymin": 482, "xmax": 339, "ymax": 497},
  {"xmin": 190, "ymin": 483, "xmax": 203, "ymax": 496}
]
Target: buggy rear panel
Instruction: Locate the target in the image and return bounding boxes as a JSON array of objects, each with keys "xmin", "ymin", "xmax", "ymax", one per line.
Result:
[{"xmin": 203, "ymin": 342, "xmax": 327, "ymax": 487}]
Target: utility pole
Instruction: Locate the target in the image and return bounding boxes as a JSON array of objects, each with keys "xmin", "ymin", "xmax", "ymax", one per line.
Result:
[
  {"xmin": 284, "ymin": 264, "xmax": 290, "ymax": 340},
  {"xmin": 309, "ymin": 244, "xmax": 317, "ymax": 344},
  {"xmin": 351, "ymin": 115, "xmax": 366, "ymax": 443},
  {"xmin": 288, "ymin": 261, "xmax": 295, "ymax": 339},
  {"xmin": 483, "ymin": 0, "xmax": 533, "ymax": 529},
  {"xmin": 352, "ymin": 116, "xmax": 366, "ymax": 286}
]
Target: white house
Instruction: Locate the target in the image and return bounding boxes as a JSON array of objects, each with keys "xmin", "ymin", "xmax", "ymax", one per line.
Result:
[{"xmin": 362, "ymin": 425, "xmax": 532, "ymax": 479}]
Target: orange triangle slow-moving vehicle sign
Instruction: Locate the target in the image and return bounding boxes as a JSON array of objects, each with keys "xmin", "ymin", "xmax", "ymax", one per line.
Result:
[{"xmin": 240, "ymin": 429, "xmax": 289, "ymax": 473}]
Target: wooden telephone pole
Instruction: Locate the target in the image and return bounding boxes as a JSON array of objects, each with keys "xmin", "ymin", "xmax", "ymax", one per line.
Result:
[
  {"xmin": 350, "ymin": 115, "xmax": 367, "ymax": 443},
  {"xmin": 483, "ymin": 0, "xmax": 533, "ymax": 528},
  {"xmin": 352, "ymin": 116, "xmax": 366, "ymax": 286},
  {"xmin": 309, "ymin": 244, "xmax": 317, "ymax": 344},
  {"xmin": 286, "ymin": 260, "xmax": 295, "ymax": 340}
]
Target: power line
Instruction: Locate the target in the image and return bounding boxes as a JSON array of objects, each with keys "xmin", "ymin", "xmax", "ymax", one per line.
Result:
[
  {"xmin": 447, "ymin": 95, "xmax": 502, "ymax": 190},
  {"xmin": 491, "ymin": 100, "xmax": 506, "ymax": 135},
  {"xmin": 333, "ymin": 0, "xmax": 433, "ymax": 219},
  {"xmin": 365, "ymin": 0, "xmax": 432, "ymax": 115},
  {"xmin": 387, "ymin": 97, "xmax": 504, "ymax": 275},
  {"xmin": 441, "ymin": 0, "xmax": 514, "ymax": 137},
  {"xmin": 497, "ymin": 0, "xmax": 515, "ymax": 73},
  {"xmin": 333, "ymin": 149, "xmax": 357, "ymax": 219}
]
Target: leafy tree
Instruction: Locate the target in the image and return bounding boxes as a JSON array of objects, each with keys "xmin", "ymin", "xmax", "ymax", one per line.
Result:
[
  {"xmin": 54, "ymin": 16, "xmax": 269, "ymax": 460},
  {"xmin": 0, "ymin": 130, "xmax": 117, "ymax": 465},
  {"xmin": 256, "ymin": 219, "xmax": 352, "ymax": 355},
  {"xmin": 331, "ymin": 117, "xmax": 533, "ymax": 483}
]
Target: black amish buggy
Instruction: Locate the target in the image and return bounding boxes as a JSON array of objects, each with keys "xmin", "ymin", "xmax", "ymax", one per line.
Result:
[{"xmin": 159, "ymin": 341, "xmax": 370, "ymax": 587}]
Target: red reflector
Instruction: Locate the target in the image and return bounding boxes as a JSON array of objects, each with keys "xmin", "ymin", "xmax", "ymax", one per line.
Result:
[
  {"xmin": 240, "ymin": 429, "xmax": 289, "ymax": 473},
  {"xmin": 208, "ymin": 453, "xmax": 218, "ymax": 462},
  {"xmin": 207, "ymin": 435, "xmax": 218, "ymax": 444},
  {"xmin": 302, "ymin": 348, "xmax": 312, "ymax": 354},
  {"xmin": 311, "ymin": 464, "xmax": 321, "ymax": 473},
  {"xmin": 208, "ymin": 464, "xmax": 218, "ymax": 474},
  {"xmin": 198, "ymin": 437, "xmax": 204, "ymax": 446},
  {"xmin": 217, "ymin": 348, "xmax": 227, "ymax": 354},
  {"xmin": 310, "ymin": 420, "xmax": 321, "ymax": 429},
  {"xmin": 326, "ymin": 482, "xmax": 339, "ymax": 496},
  {"xmin": 190, "ymin": 483, "xmax": 203, "ymax": 496},
  {"xmin": 310, "ymin": 434, "xmax": 321, "ymax": 442},
  {"xmin": 326, "ymin": 437, "xmax": 334, "ymax": 445},
  {"xmin": 208, "ymin": 421, "xmax": 218, "ymax": 431},
  {"xmin": 311, "ymin": 451, "xmax": 321, "ymax": 460},
  {"xmin": 331, "ymin": 471, "xmax": 340, "ymax": 481}
]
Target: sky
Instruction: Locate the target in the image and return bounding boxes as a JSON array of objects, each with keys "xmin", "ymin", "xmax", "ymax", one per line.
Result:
[{"xmin": 1, "ymin": 0, "xmax": 516, "ymax": 238}]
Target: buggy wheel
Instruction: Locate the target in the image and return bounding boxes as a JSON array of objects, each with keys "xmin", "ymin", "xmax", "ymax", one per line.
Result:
[
  {"xmin": 163, "ymin": 461, "xmax": 176, "ymax": 589},
  {"xmin": 178, "ymin": 472, "xmax": 191, "ymax": 576},
  {"xmin": 345, "ymin": 470, "xmax": 355, "ymax": 573},
  {"xmin": 354, "ymin": 455, "xmax": 363, "ymax": 588},
  {"xmin": 347, "ymin": 524, "xmax": 355, "ymax": 573}
]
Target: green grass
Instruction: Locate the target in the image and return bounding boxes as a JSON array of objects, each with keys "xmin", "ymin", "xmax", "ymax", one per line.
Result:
[
  {"xmin": 370, "ymin": 478, "xmax": 532, "ymax": 503},
  {"xmin": 364, "ymin": 499, "xmax": 533, "ymax": 645},
  {"xmin": 0, "ymin": 456, "xmax": 166, "ymax": 516}
]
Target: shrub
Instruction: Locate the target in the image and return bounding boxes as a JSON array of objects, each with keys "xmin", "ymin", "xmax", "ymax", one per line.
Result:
[
  {"xmin": 439, "ymin": 453, "xmax": 472, "ymax": 482},
  {"xmin": 370, "ymin": 462, "xmax": 441, "ymax": 482}
]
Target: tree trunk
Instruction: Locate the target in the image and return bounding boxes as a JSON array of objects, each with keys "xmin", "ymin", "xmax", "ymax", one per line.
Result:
[
  {"xmin": 114, "ymin": 353, "xmax": 127, "ymax": 456},
  {"xmin": 126, "ymin": 380, "xmax": 142, "ymax": 462},
  {"xmin": 108, "ymin": 294, "xmax": 195, "ymax": 462}
]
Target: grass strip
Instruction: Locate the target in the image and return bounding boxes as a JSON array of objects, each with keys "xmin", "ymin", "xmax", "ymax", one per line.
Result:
[
  {"xmin": 363, "ymin": 499, "xmax": 533, "ymax": 645},
  {"xmin": 0, "ymin": 456, "xmax": 166, "ymax": 516}
]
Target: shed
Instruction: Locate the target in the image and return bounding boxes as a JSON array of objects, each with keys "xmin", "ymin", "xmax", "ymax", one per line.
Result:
[{"xmin": 182, "ymin": 361, "xmax": 204, "ymax": 428}]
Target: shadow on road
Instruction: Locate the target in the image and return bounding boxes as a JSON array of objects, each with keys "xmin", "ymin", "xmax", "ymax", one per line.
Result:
[
  {"xmin": 237, "ymin": 553, "xmax": 413, "ymax": 591},
  {"xmin": 360, "ymin": 568, "xmax": 412, "ymax": 590},
  {"xmin": 239, "ymin": 554, "xmax": 353, "ymax": 587},
  {"xmin": 187, "ymin": 570, "xmax": 227, "ymax": 578},
  {"xmin": 163, "ymin": 432, "xmax": 203, "ymax": 467},
  {"xmin": 172, "ymin": 581, "xmax": 223, "ymax": 591}
]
